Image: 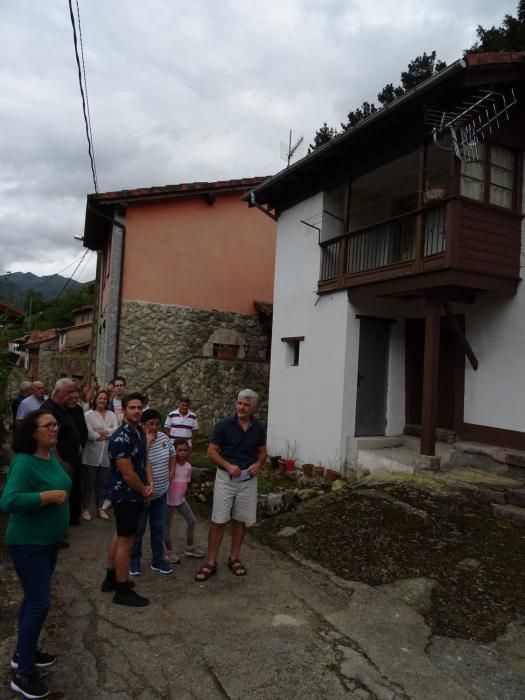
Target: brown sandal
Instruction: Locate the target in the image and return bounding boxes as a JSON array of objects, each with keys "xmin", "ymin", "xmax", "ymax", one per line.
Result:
[
  {"xmin": 228, "ymin": 559, "xmax": 247, "ymax": 576},
  {"xmin": 194, "ymin": 562, "xmax": 217, "ymax": 582}
]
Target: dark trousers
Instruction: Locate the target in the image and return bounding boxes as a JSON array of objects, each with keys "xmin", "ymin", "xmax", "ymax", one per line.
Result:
[
  {"xmin": 9, "ymin": 543, "xmax": 59, "ymax": 676},
  {"xmin": 81, "ymin": 464, "xmax": 108, "ymax": 510},
  {"xmin": 69, "ymin": 462, "xmax": 82, "ymax": 525}
]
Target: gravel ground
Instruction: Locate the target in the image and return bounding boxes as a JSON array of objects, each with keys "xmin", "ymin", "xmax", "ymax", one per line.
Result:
[{"xmin": 251, "ymin": 476, "xmax": 525, "ymax": 642}]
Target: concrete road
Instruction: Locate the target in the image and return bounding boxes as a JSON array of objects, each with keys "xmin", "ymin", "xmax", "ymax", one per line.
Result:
[{"xmin": 1, "ymin": 514, "xmax": 525, "ymax": 699}]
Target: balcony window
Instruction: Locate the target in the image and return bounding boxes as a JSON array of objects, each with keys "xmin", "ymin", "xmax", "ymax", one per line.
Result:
[{"xmin": 460, "ymin": 144, "xmax": 515, "ymax": 210}]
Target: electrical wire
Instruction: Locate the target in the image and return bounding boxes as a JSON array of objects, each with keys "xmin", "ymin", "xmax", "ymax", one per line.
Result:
[
  {"xmin": 75, "ymin": 0, "xmax": 98, "ymax": 190},
  {"xmin": 52, "ymin": 248, "xmax": 91, "ymax": 302},
  {"xmin": 68, "ymin": 0, "xmax": 98, "ymax": 193},
  {"xmin": 75, "ymin": 249, "xmax": 94, "ymax": 283}
]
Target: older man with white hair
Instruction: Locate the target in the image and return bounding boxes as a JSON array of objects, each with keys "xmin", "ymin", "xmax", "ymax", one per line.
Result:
[
  {"xmin": 195, "ymin": 389, "xmax": 266, "ymax": 582},
  {"xmin": 42, "ymin": 378, "xmax": 85, "ymax": 527}
]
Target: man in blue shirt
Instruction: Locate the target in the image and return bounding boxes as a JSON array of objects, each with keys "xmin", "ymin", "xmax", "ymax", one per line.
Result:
[
  {"xmin": 195, "ymin": 389, "xmax": 266, "ymax": 582},
  {"xmin": 101, "ymin": 393, "xmax": 153, "ymax": 606}
]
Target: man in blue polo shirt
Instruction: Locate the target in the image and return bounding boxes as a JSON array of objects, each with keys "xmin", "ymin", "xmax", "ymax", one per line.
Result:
[{"xmin": 195, "ymin": 389, "xmax": 266, "ymax": 582}]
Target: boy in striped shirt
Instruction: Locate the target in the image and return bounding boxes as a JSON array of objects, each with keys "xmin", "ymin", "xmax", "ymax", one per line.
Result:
[{"xmin": 129, "ymin": 409, "xmax": 176, "ymax": 576}]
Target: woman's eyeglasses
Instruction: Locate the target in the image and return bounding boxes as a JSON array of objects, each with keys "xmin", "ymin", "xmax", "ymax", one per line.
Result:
[{"xmin": 37, "ymin": 421, "xmax": 59, "ymax": 430}]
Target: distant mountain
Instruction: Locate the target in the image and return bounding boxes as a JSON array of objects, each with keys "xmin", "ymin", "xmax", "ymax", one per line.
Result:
[{"xmin": 0, "ymin": 272, "xmax": 86, "ymax": 308}]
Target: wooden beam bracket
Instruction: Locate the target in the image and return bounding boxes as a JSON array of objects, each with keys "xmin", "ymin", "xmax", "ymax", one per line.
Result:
[{"xmin": 441, "ymin": 300, "xmax": 478, "ymax": 370}]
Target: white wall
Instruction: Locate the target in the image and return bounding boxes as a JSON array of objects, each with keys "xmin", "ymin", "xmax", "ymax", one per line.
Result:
[
  {"xmin": 267, "ymin": 194, "xmax": 353, "ymax": 467},
  {"xmin": 462, "ymin": 169, "xmax": 525, "ymax": 433}
]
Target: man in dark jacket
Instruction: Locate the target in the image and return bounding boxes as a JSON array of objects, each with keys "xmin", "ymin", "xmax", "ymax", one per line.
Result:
[{"xmin": 42, "ymin": 378, "xmax": 85, "ymax": 526}]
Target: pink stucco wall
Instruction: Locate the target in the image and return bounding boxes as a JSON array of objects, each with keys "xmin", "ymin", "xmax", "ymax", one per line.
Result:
[{"xmin": 121, "ymin": 191, "xmax": 276, "ymax": 314}]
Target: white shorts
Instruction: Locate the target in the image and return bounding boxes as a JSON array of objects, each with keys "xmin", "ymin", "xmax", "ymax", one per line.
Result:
[{"xmin": 211, "ymin": 467, "xmax": 258, "ymax": 526}]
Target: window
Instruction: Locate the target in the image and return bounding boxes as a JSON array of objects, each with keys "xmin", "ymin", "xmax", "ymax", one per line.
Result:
[
  {"xmin": 212, "ymin": 343, "xmax": 239, "ymax": 359},
  {"xmin": 490, "ymin": 145, "xmax": 514, "ymax": 209},
  {"xmin": 281, "ymin": 336, "xmax": 304, "ymax": 367},
  {"xmin": 460, "ymin": 144, "xmax": 515, "ymax": 210}
]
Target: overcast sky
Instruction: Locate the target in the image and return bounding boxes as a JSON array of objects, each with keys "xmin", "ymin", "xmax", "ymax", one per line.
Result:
[{"xmin": 0, "ymin": 0, "xmax": 518, "ymax": 283}]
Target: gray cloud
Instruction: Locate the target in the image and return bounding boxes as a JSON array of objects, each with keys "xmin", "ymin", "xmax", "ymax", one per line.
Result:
[{"xmin": 0, "ymin": 0, "xmax": 518, "ymax": 280}]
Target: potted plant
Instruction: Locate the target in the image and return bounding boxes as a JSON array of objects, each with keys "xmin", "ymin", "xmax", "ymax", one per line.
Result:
[
  {"xmin": 423, "ymin": 182, "xmax": 447, "ymax": 204},
  {"xmin": 270, "ymin": 455, "xmax": 281, "ymax": 469},
  {"xmin": 324, "ymin": 468, "xmax": 339, "ymax": 481},
  {"xmin": 284, "ymin": 440, "xmax": 297, "ymax": 472},
  {"xmin": 302, "ymin": 463, "xmax": 314, "ymax": 477},
  {"xmin": 313, "ymin": 464, "xmax": 324, "ymax": 478}
]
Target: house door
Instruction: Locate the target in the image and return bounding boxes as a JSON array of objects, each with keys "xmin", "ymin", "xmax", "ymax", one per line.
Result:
[
  {"xmin": 405, "ymin": 316, "xmax": 465, "ymax": 430},
  {"xmin": 355, "ymin": 318, "xmax": 390, "ymax": 436}
]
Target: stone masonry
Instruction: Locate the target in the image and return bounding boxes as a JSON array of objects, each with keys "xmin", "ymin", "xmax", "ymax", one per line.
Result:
[{"xmin": 114, "ymin": 300, "xmax": 270, "ymax": 435}]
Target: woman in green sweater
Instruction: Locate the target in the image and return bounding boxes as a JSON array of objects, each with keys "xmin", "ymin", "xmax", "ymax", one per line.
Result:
[{"xmin": 1, "ymin": 409, "xmax": 71, "ymax": 700}]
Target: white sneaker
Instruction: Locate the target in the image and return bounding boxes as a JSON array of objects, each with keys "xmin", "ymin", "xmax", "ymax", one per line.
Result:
[
  {"xmin": 166, "ymin": 551, "xmax": 181, "ymax": 564},
  {"xmin": 81, "ymin": 510, "xmax": 92, "ymax": 521},
  {"xmin": 185, "ymin": 545, "xmax": 205, "ymax": 558},
  {"xmin": 102, "ymin": 499, "xmax": 112, "ymax": 510}
]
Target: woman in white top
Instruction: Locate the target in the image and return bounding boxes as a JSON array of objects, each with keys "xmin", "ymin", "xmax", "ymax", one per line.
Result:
[{"xmin": 81, "ymin": 390, "xmax": 118, "ymax": 521}]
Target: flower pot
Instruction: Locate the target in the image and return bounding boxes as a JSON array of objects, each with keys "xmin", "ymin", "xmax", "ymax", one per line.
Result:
[
  {"xmin": 324, "ymin": 468, "xmax": 339, "ymax": 481},
  {"xmin": 286, "ymin": 459, "xmax": 296, "ymax": 472},
  {"xmin": 423, "ymin": 186, "xmax": 446, "ymax": 203},
  {"xmin": 313, "ymin": 465, "xmax": 324, "ymax": 478},
  {"xmin": 270, "ymin": 456, "xmax": 281, "ymax": 469},
  {"xmin": 302, "ymin": 463, "xmax": 314, "ymax": 477}
]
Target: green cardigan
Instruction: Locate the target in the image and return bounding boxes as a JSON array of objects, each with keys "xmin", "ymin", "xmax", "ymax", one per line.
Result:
[{"xmin": 0, "ymin": 451, "xmax": 71, "ymax": 545}]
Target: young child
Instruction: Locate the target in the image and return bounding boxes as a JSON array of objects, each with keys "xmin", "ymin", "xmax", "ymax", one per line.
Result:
[{"xmin": 164, "ymin": 438, "xmax": 205, "ymax": 562}]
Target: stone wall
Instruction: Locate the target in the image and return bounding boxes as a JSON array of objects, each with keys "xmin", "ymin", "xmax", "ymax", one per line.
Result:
[
  {"xmin": 116, "ymin": 301, "xmax": 270, "ymax": 435},
  {"xmin": 38, "ymin": 342, "xmax": 89, "ymax": 389}
]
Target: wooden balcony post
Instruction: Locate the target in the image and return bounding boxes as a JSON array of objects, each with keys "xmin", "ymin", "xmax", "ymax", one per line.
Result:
[
  {"xmin": 338, "ymin": 236, "xmax": 348, "ymax": 280},
  {"xmin": 420, "ymin": 296, "xmax": 441, "ymax": 456},
  {"xmin": 414, "ymin": 145, "xmax": 427, "ymax": 271}
]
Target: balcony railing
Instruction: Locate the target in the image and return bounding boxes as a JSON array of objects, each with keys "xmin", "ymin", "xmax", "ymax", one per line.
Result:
[{"xmin": 320, "ymin": 203, "xmax": 446, "ymax": 282}]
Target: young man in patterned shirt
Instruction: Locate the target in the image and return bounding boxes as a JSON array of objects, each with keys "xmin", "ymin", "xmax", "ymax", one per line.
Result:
[{"xmin": 100, "ymin": 393, "xmax": 153, "ymax": 607}]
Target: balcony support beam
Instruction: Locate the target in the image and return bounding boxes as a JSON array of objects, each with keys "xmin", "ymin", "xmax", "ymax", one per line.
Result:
[
  {"xmin": 441, "ymin": 300, "xmax": 478, "ymax": 371},
  {"xmin": 420, "ymin": 296, "xmax": 441, "ymax": 456}
]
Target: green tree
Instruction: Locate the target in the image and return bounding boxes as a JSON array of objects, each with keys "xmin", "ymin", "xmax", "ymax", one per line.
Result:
[
  {"xmin": 342, "ymin": 101, "xmax": 378, "ymax": 130},
  {"xmin": 309, "ymin": 51, "xmax": 446, "ymax": 150},
  {"xmin": 26, "ymin": 283, "xmax": 94, "ymax": 331},
  {"xmin": 308, "ymin": 122, "xmax": 339, "ymax": 153},
  {"xmin": 468, "ymin": 1, "xmax": 525, "ymax": 52}
]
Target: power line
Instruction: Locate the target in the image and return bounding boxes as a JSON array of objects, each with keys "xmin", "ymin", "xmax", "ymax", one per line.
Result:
[
  {"xmin": 53, "ymin": 248, "xmax": 91, "ymax": 302},
  {"xmin": 68, "ymin": 0, "xmax": 98, "ymax": 193},
  {"xmin": 75, "ymin": 0, "xmax": 98, "ymax": 190},
  {"xmin": 75, "ymin": 249, "xmax": 94, "ymax": 283}
]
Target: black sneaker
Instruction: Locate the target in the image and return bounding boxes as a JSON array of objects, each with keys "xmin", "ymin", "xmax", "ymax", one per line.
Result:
[
  {"xmin": 11, "ymin": 649, "xmax": 56, "ymax": 669},
  {"xmin": 10, "ymin": 670, "xmax": 49, "ymax": 698},
  {"xmin": 101, "ymin": 578, "xmax": 135, "ymax": 592},
  {"xmin": 113, "ymin": 587, "xmax": 149, "ymax": 607}
]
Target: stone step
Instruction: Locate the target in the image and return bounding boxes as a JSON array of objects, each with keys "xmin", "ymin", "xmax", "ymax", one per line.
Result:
[
  {"xmin": 450, "ymin": 442, "xmax": 525, "ymax": 480},
  {"xmin": 492, "ymin": 504, "xmax": 525, "ymax": 527}
]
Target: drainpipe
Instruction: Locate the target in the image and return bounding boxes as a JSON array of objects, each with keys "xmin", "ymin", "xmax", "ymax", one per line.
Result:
[{"xmin": 88, "ymin": 204, "xmax": 126, "ymax": 384}]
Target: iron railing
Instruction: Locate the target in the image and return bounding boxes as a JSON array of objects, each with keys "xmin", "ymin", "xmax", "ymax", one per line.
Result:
[{"xmin": 319, "ymin": 203, "xmax": 446, "ymax": 282}]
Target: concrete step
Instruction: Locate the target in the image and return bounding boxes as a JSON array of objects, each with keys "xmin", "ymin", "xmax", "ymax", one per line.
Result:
[
  {"xmin": 356, "ymin": 436, "xmax": 404, "ymax": 450},
  {"xmin": 357, "ymin": 447, "xmax": 415, "ymax": 475}
]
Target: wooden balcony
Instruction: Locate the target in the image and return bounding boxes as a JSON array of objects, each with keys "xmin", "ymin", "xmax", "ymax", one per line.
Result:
[{"xmin": 318, "ymin": 197, "xmax": 522, "ymax": 298}]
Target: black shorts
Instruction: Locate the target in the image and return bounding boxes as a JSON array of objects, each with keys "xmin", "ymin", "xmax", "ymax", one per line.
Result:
[{"xmin": 113, "ymin": 500, "xmax": 144, "ymax": 537}]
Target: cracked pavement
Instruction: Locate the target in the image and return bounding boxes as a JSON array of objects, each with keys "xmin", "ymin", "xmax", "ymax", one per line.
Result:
[{"xmin": 1, "ymin": 515, "xmax": 525, "ymax": 699}]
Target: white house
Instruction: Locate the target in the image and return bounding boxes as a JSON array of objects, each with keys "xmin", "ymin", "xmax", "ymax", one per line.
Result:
[{"xmin": 245, "ymin": 52, "xmax": 525, "ymax": 472}]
